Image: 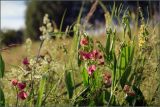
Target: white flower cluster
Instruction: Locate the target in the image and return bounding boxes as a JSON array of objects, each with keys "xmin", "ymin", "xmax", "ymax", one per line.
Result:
[
  {"xmin": 39, "ymin": 14, "xmax": 53, "ymax": 40},
  {"xmin": 24, "ymin": 38, "xmax": 32, "ymax": 56}
]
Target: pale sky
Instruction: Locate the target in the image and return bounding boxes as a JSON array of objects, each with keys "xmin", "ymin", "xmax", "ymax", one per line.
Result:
[{"xmin": 0, "ymin": 1, "xmax": 26, "ymax": 30}]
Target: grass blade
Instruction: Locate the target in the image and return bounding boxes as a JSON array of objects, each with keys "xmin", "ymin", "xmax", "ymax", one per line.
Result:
[
  {"xmin": 0, "ymin": 54, "xmax": 5, "ymax": 78},
  {"xmin": 36, "ymin": 76, "xmax": 46, "ymax": 107},
  {"xmin": 59, "ymin": 9, "xmax": 67, "ymax": 32},
  {"xmin": 65, "ymin": 70, "xmax": 74, "ymax": 99},
  {"xmin": 82, "ymin": 67, "xmax": 89, "ymax": 87},
  {"xmin": 0, "ymin": 86, "xmax": 5, "ymax": 106}
]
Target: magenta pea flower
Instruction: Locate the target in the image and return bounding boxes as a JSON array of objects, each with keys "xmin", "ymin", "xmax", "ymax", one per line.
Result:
[
  {"xmin": 92, "ymin": 50, "xmax": 99, "ymax": 59},
  {"xmin": 103, "ymin": 73, "xmax": 112, "ymax": 87},
  {"xmin": 80, "ymin": 37, "xmax": 88, "ymax": 46},
  {"xmin": 98, "ymin": 52, "xmax": 103, "ymax": 59},
  {"xmin": 87, "ymin": 65, "xmax": 96, "ymax": 75},
  {"xmin": 127, "ymin": 91, "xmax": 136, "ymax": 96},
  {"xmin": 18, "ymin": 91, "xmax": 28, "ymax": 100},
  {"xmin": 11, "ymin": 79, "xmax": 18, "ymax": 86},
  {"xmin": 23, "ymin": 57, "xmax": 29, "ymax": 65},
  {"xmin": 17, "ymin": 82, "xmax": 26, "ymax": 90},
  {"xmin": 98, "ymin": 58, "xmax": 104, "ymax": 65},
  {"xmin": 123, "ymin": 85, "xmax": 136, "ymax": 97},
  {"xmin": 79, "ymin": 51, "xmax": 93, "ymax": 60},
  {"xmin": 91, "ymin": 50, "xmax": 103, "ymax": 60},
  {"xmin": 123, "ymin": 85, "xmax": 130, "ymax": 93}
]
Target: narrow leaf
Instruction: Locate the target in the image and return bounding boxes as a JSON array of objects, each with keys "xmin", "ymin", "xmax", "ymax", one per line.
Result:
[
  {"xmin": 0, "ymin": 86, "xmax": 5, "ymax": 106},
  {"xmin": 36, "ymin": 76, "xmax": 46, "ymax": 107},
  {"xmin": 82, "ymin": 67, "xmax": 89, "ymax": 87},
  {"xmin": 65, "ymin": 70, "xmax": 74, "ymax": 99},
  {"xmin": 0, "ymin": 54, "xmax": 5, "ymax": 78}
]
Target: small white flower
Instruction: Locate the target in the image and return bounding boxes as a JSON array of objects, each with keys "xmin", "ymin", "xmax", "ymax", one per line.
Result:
[
  {"xmin": 43, "ymin": 14, "xmax": 49, "ymax": 24},
  {"xmin": 30, "ymin": 59, "xmax": 36, "ymax": 66},
  {"xmin": 40, "ymin": 35, "xmax": 46, "ymax": 40},
  {"xmin": 47, "ymin": 23, "xmax": 52, "ymax": 28}
]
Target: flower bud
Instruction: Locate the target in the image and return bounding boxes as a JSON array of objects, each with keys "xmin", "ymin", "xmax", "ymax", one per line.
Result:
[
  {"xmin": 80, "ymin": 37, "xmax": 88, "ymax": 46},
  {"xmin": 17, "ymin": 82, "xmax": 26, "ymax": 90},
  {"xmin": 18, "ymin": 91, "xmax": 28, "ymax": 100},
  {"xmin": 23, "ymin": 57, "xmax": 29, "ymax": 65},
  {"xmin": 11, "ymin": 79, "xmax": 18, "ymax": 86},
  {"xmin": 127, "ymin": 91, "xmax": 136, "ymax": 96},
  {"xmin": 123, "ymin": 85, "xmax": 130, "ymax": 93},
  {"xmin": 87, "ymin": 65, "xmax": 96, "ymax": 75}
]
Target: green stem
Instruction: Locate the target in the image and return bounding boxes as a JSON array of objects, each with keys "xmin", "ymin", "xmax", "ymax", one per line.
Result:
[
  {"xmin": 37, "ymin": 40, "xmax": 44, "ymax": 61},
  {"xmin": 16, "ymin": 87, "xmax": 19, "ymax": 107}
]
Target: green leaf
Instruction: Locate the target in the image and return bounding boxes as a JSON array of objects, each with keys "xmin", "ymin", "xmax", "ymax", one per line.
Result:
[
  {"xmin": 0, "ymin": 54, "xmax": 5, "ymax": 78},
  {"xmin": 120, "ymin": 45, "xmax": 135, "ymax": 88},
  {"xmin": 65, "ymin": 70, "xmax": 74, "ymax": 99},
  {"xmin": 0, "ymin": 86, "xmax": 5, "ymax": 106},
  {"xmin": 110, "ymin": 95, "xmax": 119, "ymax": 106},
  {"xmin": 93, "ymin": 70, "xmax": 102, "ymax": 89},
  {"xmin": 82, "ymin": 68, "xmax": 89, "ymax": 87},
  {"xmin": 59, "ymin": 9, "xmax": 67, "ymax": 32},
  {"xmin": 119, "ymin": 46, "xmax": 126, "ymax": 71},
  {"xmin": 36, "ymin": 76, "xmax": 46, "ymax": 107},
  {"xmin": 113, "ymin": 53, "xmax": 117, "ymax": 87},
  {"xmin": 105, "ymin": 30, "xmax": 111, "ymax": 56},
  {"xmin": 120, "ymin": 65, "xmax": 132, "ymax": 88},
  {"xmin": 132, "ymin": 85, "xmax": 147, "ymax": 106}
]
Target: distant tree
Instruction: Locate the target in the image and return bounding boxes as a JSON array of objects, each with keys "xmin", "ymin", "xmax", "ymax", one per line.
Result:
[
  {"xmin": 25, "ymin": 1, "xmax": 65, "ymax": 40},
  {"xmin": 25, "ymin": 1, "xmax": 159, "ymax": 40},
  {"xmin": 1, "ymin": 30, "xmax": 24, "ymax": 46}
]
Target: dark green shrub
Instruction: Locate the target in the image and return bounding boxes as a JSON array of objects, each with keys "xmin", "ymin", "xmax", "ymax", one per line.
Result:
[{"xmin": 1, "ymin": 30, "xmax": 24, "ymax": 46}]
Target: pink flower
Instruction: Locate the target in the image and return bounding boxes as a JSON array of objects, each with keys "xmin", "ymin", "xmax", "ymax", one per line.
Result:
[
  {"xmin": 80, "ymin": 37, "xmax": 88, "ymax": 46},
  {"xmin": 127, "ymin": 91, "xmax": 136, "ymax": 96},
  {"xmin": 92, "ymin": 50, "xmax": 99, "ymax": 59},
  {"xmin": 87, "ymin": 65, "xmax": 96, "ymax": 75},
  {"xmin": 18, "ymin": 91, "xmax": 28, "ymax": 100},
  {"xmin": 104, "ymin": 79, "xmax": 112, "ymax": 87},
  {"xmin": 23, "ymin": 57, "xmax": 29, "ymax": 65},
  {"xmin": 103, "ymin": 73, "xmax": 112, "ymax": 87},
  {"xmin": 103, "ymin": 73, "xmax": 111, "ymax": 79},
  {"xmin": 98, "ymin": 59, "xmax": 104, "ymax": 65},
  {"xmin": 91, "ymin": 50, "xmax": 103, "ymax": 60},
  {"xmin": 17, "ymin": 82, "xmax": 26, "ymax": 90},
  {"xmin": 123, "ymin": 85, "xmax": 130, "ymax": 93},
  {"xmin": 98, "ymin": 53, "xmax": 103, "ymax": 59},
  {"xmin": 79, "ymin": 51, "xmax": 93, "ymax": 60},
  {"xmin": 123, "ymin": 85, "xmax": 136, "ymax": 97},
  {"xmin": 11, "ymin": 79, "xmax": 18, "ymax": 86}
]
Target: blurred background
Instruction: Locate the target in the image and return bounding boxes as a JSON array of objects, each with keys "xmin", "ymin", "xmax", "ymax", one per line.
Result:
[{"xmin": 0, "ymin": 0, "xmax": 159, "ymax": 46}]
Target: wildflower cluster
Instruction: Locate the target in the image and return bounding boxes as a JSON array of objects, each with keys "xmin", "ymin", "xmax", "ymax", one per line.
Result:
[
  {"xmin": 11, "ymin": 79, "xmax": 28, "ymax": 100},
  {"xmin": 123, "ymin": 85, "xmax": 136, "ymax": 97},
  {"xmin": 24, "ymin": 38, "xmax": 32, "ymax": 56},
  {"xmin": 79, "ymin": 36, "xmax": 105, "ymax": 76},
  {"xmin": 138, "ymin": 24, "xmax": 148, "ymax": 47},
  {"xmin": 103, "ymin": 72, "xmax": 112, "ymax": 87},
  {"xmin": 39, "ymin": 14, "xmax": 53, "ymax": 40}
]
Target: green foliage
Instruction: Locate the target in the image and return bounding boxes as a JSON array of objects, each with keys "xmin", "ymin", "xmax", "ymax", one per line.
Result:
[
  {"xmin": 36, "ymin": 75, "xmax": 46, "ymax": 107},
  {"xmin": 81, "ymin": 67, "xmax": 89, "ymax": 87},
  {"xmin": 0, "ymin": 54, "xmax": 5, "ymax": 78},
  {"xmin": 0, "ymin": 86, "xmax": 5, "ymax": 107},
  {"xmin": 0, "ymin": 54, "xmax": 5, "ymax": 107},
  {"xmin": 65, "ymin": 70, "xmax": 74, "ymax": 99}
]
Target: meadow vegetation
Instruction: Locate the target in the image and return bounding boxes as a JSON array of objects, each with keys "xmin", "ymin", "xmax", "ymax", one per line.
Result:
[{"xmin": 0, "ymin": 2, "xmax": 160, "ymax": 106}]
